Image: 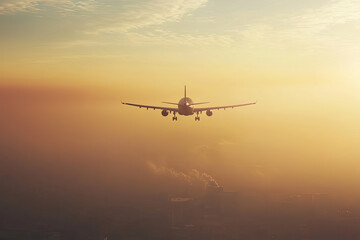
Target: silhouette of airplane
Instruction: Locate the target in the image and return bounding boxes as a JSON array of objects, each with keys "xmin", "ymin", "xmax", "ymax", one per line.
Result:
[{"xmin": 122, "ymin": 86, "xmax": 256, "ymax": 121}]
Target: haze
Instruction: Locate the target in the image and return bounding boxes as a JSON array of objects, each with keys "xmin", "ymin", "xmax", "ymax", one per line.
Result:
[{"xmin": 1, "ymin": 0, "xmax": 360, "ymax": 239}]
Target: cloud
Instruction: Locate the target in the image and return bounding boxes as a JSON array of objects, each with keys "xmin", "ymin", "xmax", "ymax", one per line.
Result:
[
  {"xmin": 292, "ymin": 0, "xmax": 360, "ymax": 34},
  {"xmin": 123, "ymin": 29, "xmax": 233, "ymax": 47},
  {"xmin": 147, "ymin": 162, "xmax": 220, "ymax": 188},
  {"xmin": 236, "ymin": 0, "xmax": 360, "ymax": 53},
  {"xmin": 88, "ymin": 0, "xmax": 208, "ymax": 34},
  {"xmin": 58, "ymin": 0, "xmax": 229, "ymax": 48},
  {"xmin": 0, "ymin": 0, "xmax": 38, "ymax": 14},
  {"xmin": 0, "ymin": 0, "xmax": 208, "ymax": 28},
  {"xmin": 0, "ymin": 0, "xmax": 218, "ymax": 47},
  {"xmin": 0, "ymin": 0, "xmax": 97, "ymax": 14}
]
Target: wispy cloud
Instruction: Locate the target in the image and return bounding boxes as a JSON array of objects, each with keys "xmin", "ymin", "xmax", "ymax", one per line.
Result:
[
  {"xmin": 124, "ymin": 29, "xmax": 233, "ymax": 47},
  {"xmin": 1, "ymin": 0, "xmax": 220, "ymax": 48},
  {"xmin": 0, "ymin": 0, "xmax": 38, "ymax": 14},
  {"xmin": 87, "ymin": 0, "xmax": 208, "ymax": 34},
  {"xmin": 293, "ymin": 0, "xmax": 360, "ymax": 34},
  {"xmin": 0, "ymin": 0, "xmax": 97, "ymax": 14},
  {"xmin": 237, "ymin": 0, "xmax": 360, "ymax": 52},
  {"xmin": 63, "ymin": 0, "xmax": 230, "ymax": 48}
]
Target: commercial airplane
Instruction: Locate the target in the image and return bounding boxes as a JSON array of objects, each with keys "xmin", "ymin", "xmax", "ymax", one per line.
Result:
[{"xmin": 122, "ymin": 86, "xmax": 256, "ymax": 121}]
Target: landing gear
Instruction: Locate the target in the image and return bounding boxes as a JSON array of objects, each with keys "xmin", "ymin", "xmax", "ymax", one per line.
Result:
[
  {"xmin": 172, "ymin": 112, "xmax": 177, "ymax": 121},
  {"xmin": 195, "ymin": 112, "xmax": 200, "ymax": 121}
]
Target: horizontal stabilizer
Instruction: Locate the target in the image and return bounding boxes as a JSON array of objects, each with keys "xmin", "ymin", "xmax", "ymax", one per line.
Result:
[
  {"xmin": 190, "ymin": 102, "xmax": 210, "ymax": 106},
  {"xmin": 162, "ymin": 102, "xmax": 178, "ymax": 105}
]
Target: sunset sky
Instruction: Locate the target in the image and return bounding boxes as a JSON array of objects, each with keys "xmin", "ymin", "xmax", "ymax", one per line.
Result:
[{"xmin": 1, "ymin": 0, "xmax": 360, "ymax": 204}]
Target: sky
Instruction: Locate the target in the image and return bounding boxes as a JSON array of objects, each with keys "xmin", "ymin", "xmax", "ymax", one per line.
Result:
[{"xmin": 1, "ymin": 0, "xmax": 360, "ymax": 207}]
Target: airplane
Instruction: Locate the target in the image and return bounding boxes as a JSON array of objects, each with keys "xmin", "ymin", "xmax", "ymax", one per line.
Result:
[{"xmin": 122, "ymin": 86, "xmax": 256, "ymax": 121}]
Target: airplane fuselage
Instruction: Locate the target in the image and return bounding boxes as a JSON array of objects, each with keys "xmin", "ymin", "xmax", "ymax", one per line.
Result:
[{"xmin": 178, "ymin": 97, "xmax": 194, "ymax": 115}]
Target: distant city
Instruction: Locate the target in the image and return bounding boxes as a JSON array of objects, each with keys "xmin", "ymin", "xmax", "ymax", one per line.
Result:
[{"xmin": 1, "ymin": 180, "xmax": 359, "ymax": 240}]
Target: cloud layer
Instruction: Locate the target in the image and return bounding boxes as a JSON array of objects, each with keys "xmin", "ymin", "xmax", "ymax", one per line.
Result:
[
  {"xmin": 0, "ymin": 0, "xmax": 97, "ymax": 14},
  {"xmin": 85, "ymin": 0, "xmax": 208, "ymax": 34}
]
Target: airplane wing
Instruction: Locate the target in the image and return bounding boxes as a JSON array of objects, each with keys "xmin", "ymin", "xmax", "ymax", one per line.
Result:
[
  {"xmin": 122, "ymin": 101, "xmax": 178, "ymax": 112},
  {"xmin": 194, "ymin": 102, "xmax": 256, "ymax": 112}
]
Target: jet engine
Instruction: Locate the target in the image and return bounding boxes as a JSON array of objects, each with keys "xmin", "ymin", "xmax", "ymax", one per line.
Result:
[
  {"xmin": 161, "ymin": 109, "xmax": 169, "ymax": 116},
  {"xmin": 206, "ymin": 110, "xmax": 213, "ymax": 116}
]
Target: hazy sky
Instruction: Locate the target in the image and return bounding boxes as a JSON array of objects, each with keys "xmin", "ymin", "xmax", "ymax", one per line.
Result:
[
  {"xmin": 2, "ymin": 0, "xmax": 360, "ymax": 85},
  {"xmin": 1, "ymin": 0, "xmax": 360, "ymax": 202}
]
